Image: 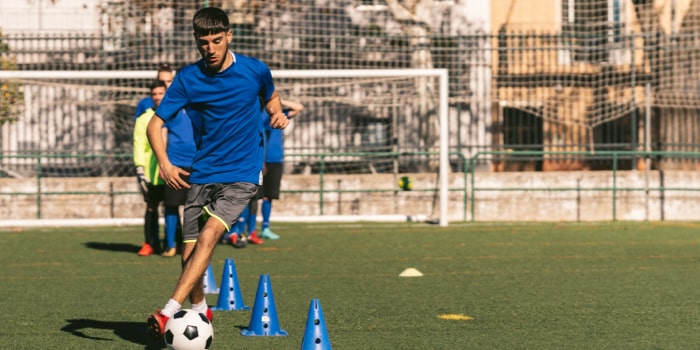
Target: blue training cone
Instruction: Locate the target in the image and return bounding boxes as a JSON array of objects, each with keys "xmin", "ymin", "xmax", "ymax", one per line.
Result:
[
  {"xmin": 202, "ymin": 263, "xmax": 219, "ymax": 294},
  {"xmin": 241, "ymin": 274, "xmax": 288, "ymax": 336},
  {"xmin": 211, "ymin": 258, "xmax": 249, "ymax": 311},
  {"xmin": 300, "ymin": 299, "xmax": 332, "ymax": 350}
]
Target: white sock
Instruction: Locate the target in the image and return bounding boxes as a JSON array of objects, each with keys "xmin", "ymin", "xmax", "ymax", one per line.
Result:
[
  {"xmin": 191, "ymin": 299, "xmax": 208, "ymax": 314},
  {"xmin": 161, "ymin": 298, "xmax": 181, "ymax": 318}
]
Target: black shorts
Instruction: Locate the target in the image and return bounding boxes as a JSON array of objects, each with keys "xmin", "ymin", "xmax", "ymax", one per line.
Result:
[
  {"xmin": 252, "ymin": 184, "xmax": 263, "ymax": 200},
  {"xmin": 164, "ymin": 186, "xmax": 188, "ymax": 207},
  {"xmin": 262, "ymin": 162, "xmax": 283, "ymax": 199},
  {"xmin": 164, "ymin": 172, "xmax": 190, "ymax": 207},
  {"xmin": 146, "ymin": 184, "xmax": 165, "ymax": 205}
]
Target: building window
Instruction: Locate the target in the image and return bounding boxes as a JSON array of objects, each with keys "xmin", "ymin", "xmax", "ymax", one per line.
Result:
[
  {"xmin": 561, "ymin": 0, "xmax": 626, "ymax": 64},
  {"xmin": 355, "ymin": 0, "xmax": 387, "ymax": 11}
]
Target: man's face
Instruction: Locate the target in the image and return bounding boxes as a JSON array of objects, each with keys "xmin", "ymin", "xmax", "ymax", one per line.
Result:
[
  {"xmin": 157, "ymin": 71, "xmax": 173, "ymax": 88},
  {"xmin": 195, "ymin": 30, "xmax": 232, "ymax": 72},
  {"xmin": 151, "ymin": 86, "xmax": 166, "ymax": 108}
]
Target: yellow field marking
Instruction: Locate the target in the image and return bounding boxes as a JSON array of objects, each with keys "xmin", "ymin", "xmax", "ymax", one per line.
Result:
[{"xmin": 438, "ymin": 314, "xmax": 473, "ymax": 321}]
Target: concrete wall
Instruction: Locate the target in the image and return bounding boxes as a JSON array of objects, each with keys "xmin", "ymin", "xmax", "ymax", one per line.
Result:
[
  {"xmin": 471, "ymin": 170, "xmax": 700, "ymax": 221},
  {"xmin": 1, "ymin": 171, "xmax": 699, "ymax": 222}
]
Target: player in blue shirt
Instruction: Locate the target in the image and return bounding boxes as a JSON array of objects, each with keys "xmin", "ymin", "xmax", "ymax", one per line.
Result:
[
  {"xmin": 259, "ymin": 99, "xmax": 304, "ymax": 240},
  {"xmin": 224, "ymin": 108, "xmax": 270, "ymax": 247},
  {"xmin": 161, "ymin": 108, "xmax": 196, "ymax": 257},
  {"xmin": 227, "ymin": 99, "xmax": 303, "ymax": 245},
  {"xmin": 145, "ymin": 7, "xmax": 289, "ymax": 341}
]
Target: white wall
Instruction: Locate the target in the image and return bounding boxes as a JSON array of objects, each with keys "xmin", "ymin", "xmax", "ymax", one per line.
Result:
[
  {"xmin": 2, "ymin": 171, "xmax": 700, "ymax": 222},
  {"xmin": 0, "ymin": 0, "xmax": 99, "ymax": 34}
]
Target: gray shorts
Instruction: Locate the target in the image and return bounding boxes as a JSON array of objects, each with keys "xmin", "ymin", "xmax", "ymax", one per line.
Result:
[{"xmin": 182, "ymin": 182, "xmax": 259, "ymax": 242}]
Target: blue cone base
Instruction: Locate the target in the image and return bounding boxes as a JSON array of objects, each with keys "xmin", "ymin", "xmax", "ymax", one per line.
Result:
[
  {"xmin": 211, "ymin": 305, "xmax": 250, "ymax": 311},
  {"xmin": 241, "ymin": 328, "xmax": 288, "ymax": 337}
]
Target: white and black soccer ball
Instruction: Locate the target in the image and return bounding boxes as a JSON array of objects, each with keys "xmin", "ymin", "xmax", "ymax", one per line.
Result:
[{"xmin": 164, "ymin": 309, "xmax": 214, "ymax": 350}]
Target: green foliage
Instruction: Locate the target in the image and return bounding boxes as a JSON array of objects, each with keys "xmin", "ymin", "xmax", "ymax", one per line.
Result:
[{"xmin": 0, "ymin": 27, "xmax": 22, "ymax": 125}]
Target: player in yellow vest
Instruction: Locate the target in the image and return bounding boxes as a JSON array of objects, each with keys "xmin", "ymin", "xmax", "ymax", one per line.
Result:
[{"xmin": 133, "ymin": 80, "xmax": 167, "ymax": 256}]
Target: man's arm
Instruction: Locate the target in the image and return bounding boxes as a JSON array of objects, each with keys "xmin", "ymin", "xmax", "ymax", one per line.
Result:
[
  {"xmin": 265, "ymin": 90, "xmax": 289, "ymax": 129},
  {"xmin": 281, "ymin": 99, "xmax": 304, "ymax": 119},
  {"xmin": 133, "ymin": 115, "xmax": 150, "ymax": 169},
  {"xmin": 147, "ymin": 115, "xmax": 190, "ymax": 189},
  {"xmin": 133, "ymin": 114, "xmax": 151, "ymax": 199}
]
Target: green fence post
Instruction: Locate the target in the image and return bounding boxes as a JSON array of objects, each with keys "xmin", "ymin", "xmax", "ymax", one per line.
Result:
[
  {"xmin": 470, "ymin": 153, "xmax": 477, "ymax": 222},
  {"xmin": 457, "ymin": 152, "xmax": 468, "ymax": 222},
  {"xmin": 319, "ymin": 154, "xmax": 325, "ymax": 215},
  {"xmin": 36, "ymin": 154, "xmax": 42, "ymax": 219},
  {"xmin": 612, "ymin": 152, "xmax": 618, "ymax": 221}
]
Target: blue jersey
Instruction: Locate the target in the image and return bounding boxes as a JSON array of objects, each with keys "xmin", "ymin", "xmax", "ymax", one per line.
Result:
[
  {"xmin": 164, "ymin": 109, "xmax": 196, "ymax": 169},
  {"xmin": 263, "ymin": 114, "xmax": 284, "ymax": 163},
  {"xmin": 155, "ymin": 52, "xmax": 273, "ymax": 185},
  {"xmin": 134, "ymin": 96, "xmax": 154, "ymax": 122}
]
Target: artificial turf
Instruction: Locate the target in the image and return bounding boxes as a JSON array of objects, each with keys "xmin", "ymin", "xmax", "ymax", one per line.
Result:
[{"xmin": 1, "ymin": 221, "xmax": 699, "ymax": 349}]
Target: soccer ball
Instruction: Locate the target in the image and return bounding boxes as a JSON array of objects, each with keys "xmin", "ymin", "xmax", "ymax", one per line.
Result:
[
  {"xmin": 398, "ymin": 176, "xmax": 413, "ymax": 191},
  {"xmin": 164, "ymin": 309, "xmax": 214, "ymax": 350}
]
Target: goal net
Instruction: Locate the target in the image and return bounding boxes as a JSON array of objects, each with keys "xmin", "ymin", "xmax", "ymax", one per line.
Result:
[{"xmin": 0, "ymin": 69, "xmax": 450, "ymax": 226}]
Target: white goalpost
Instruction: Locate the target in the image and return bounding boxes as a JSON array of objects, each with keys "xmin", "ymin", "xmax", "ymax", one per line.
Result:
[{"xmin": 0, "ymin": 68, "xmax": 450, "ymax": 227}]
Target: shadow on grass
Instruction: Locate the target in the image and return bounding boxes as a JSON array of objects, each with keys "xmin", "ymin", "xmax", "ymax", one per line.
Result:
[
  {"xmin": 61, "ymin": 318, "xmax": 164, "ymax": 349},
  {"xmin": 84, "ymin": 242, "xmax": 141, "ymax": 254}
]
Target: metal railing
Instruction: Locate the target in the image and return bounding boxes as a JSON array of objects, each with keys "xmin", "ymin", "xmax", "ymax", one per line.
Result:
[
  {"xmin": 3, "ymin": 150, "xmax": 700, "ymax": 221},
  {"xmin": 0, "ymin": 151, "xmax": 468, "ymax": 220},
  {"xmin": 469, "ymin": 150, "xmax": 700, "ymax": 221},
  {"xmin": 0, "ymin": 153, "xmax": 132, "ymax": 218}
]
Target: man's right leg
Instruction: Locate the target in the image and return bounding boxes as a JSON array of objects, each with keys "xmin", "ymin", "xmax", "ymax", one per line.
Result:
[
  {"xmin": 173, "ymin": 219, "xmax": 224, "ymax": 303},
  {"xmin": 260, "ymin": 198, "xmax": 280, "ymax": 240},
  {"xmin": 146, "ymin": 219, "xmax": 226, "ymax": 339},
  {"xmin": 162, "ymin": 206, "xmax": 179, "ymax": 257},
  {"xmin": 137, "ymin": 201, "xmax": 160, "ymax": 256}
]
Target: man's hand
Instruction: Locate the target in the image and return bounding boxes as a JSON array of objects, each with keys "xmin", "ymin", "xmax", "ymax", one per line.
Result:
[
  {"xmin": 269, "ymin": 111, "xmax": 289, "ymax": 129},
  {"xmin": 135, "ymin": 166, "xmax": 150, "ymax": 201},
  {"xmin": 159, "ymin": 163, "xmax": 191, "ymax": 190}
]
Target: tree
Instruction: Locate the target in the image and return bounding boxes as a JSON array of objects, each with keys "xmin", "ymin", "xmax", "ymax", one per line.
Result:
[{"xmin": 0, "ymin": 28, "xmax": 23, "ymax": 125}]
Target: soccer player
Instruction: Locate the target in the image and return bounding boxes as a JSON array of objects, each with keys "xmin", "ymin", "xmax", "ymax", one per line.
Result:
[
  {"xmin": 161, "ymin": 107, "xmax": 195, "ymax": 257},
  {"xmin": 133, "ymin": 79, "xmax": 167, "ymax": 256},
  {"xmin": 226, "ymin": 99, "xmax": 303, "ymax": 245},
  {"xmin": 145, "ymin": 7, "xmax": 289, "ymax": 340},
  {"xmin": 259, "ymin": 99, "xmax": 304, "ymax": 240},
  {"xmin": 223, "ymin": 107, "xmax": 276, "ymax": 248},
  {"xmin": 133, "ymin": 63, "xmax": 174, "ymax": 123}
]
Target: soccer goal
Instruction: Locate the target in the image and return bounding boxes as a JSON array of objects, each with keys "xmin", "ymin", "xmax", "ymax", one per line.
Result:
[{"xmin": 0, "ymin": 68, "xmax": 450, "ymax": 226}]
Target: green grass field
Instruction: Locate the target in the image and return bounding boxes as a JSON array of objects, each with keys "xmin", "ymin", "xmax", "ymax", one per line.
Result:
[{"xmin": 1, "ymin": 221, "xmax": 699, "ymax": 349}]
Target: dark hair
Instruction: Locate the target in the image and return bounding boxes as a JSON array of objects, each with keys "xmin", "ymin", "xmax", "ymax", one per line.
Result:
[
  {"xmin": 149, "ymin": 79, "xmax": 167, "ymax": 91},
  {"xmin": 157, "ymin": 63, "xmax": 172, "ymax": 73},
  {"xmin": 192, "ymin": 7, "xmax": 229, "ymax": 37}
]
